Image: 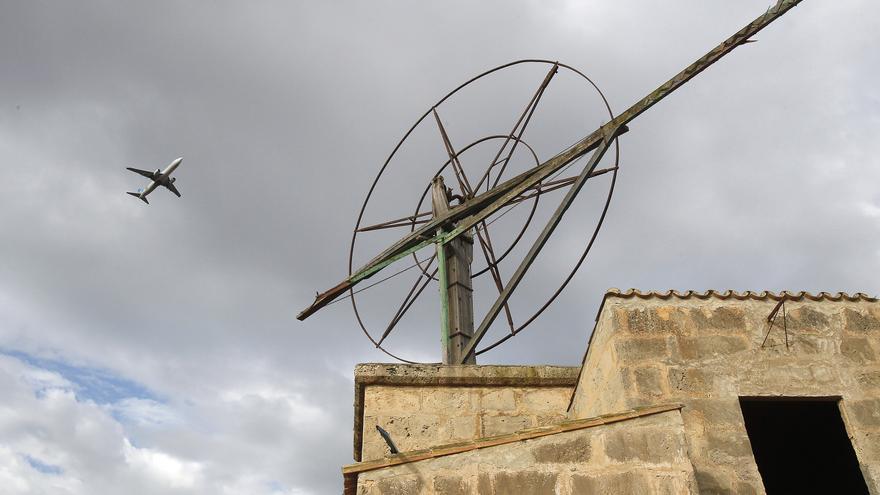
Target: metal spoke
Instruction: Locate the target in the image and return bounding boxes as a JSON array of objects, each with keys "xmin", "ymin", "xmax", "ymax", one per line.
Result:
[
  {"xmin": 473, "ymin": 222, "xmax": 515, "ymax": 333},
  {"xmin": 504, "ymin": 167, "xmax": 618, "ymax": 207},
  {"xmin": 357, "ymin": 211, "xmax": 432, "ymax": 233},
  {"xmin": 458, "ymin": 129, "xmax": 618, "ymax": 363},
  {"xmin": 377, "ymin": 255, "xmax": 438, "ymax": 347},
  {"xmin": 473, "ymin": 62, "xmax": 559, "ymax": 193},
  {"xmin": 432, "ymin": 108, "xmax": 473, "ymax": 197}
]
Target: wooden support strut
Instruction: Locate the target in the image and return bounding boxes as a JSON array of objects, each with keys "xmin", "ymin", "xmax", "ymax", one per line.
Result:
[
  {"xmin": 457, "ymin": 127, "xmax": 619, "ymax": 363},
  {"xmin": 297, "ymin": 0, "xmax": 803, "ymax": 322},
  {"xmin": 432, "ymin": 177, "xmax": 476, "ymax": 364}
]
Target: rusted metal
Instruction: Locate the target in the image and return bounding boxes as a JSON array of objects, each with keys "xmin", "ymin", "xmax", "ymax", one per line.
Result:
[
  {"xmin": 432, "ymin": 109, "xmax": 473, "ymax": 196},
  {"xmin": 409, "ymin": 134, "xmax": 543, "ymax": 281},
  {"xmin": 377, "ymin": 258, "xmax": 437, "ymax": 347},
  {"xmin": 477, "ymin": 138, "xmax": 621, "ymax": 356},
  {"xmin": 302, "ymin": 1, "xmax": 803, "ymax": 325},
  {"xmin": 761, "ymin": 296, "xmax": 791, "ymax": 349},
  {"xmin": 473, "ymin": 62, "xmax": 559, "ymax": 193},
  {"xmin": 457, "ymin": 126, "xmax": 621, "ymax": 363},
  {"xmin": 474, "ymin": 224, "xmax": 516, "ymax": 333},
  {"xmin": 505, "ymin": 167, "xmax": 618, "ymax": 206},
  {"xmin": 340, "ymin": 61, "xmax": 616, "ymax": 362},
  {"xmin": 357, "ymin": 211, "xmax": 432, "ymax": 233}
]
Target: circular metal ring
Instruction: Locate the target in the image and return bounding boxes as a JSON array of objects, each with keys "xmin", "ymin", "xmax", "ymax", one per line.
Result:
[{"xmin": 349, "ymin": 59, "xmax": 619, "ymax": 363}]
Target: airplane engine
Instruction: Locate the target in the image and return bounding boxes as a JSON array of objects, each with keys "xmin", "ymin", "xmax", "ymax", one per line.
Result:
[
  {"xmin": 170, "ymin": 177, "xmax": 176, "ymax": 183},
  {"xmin": 156, "ymin": 169, "xmax": 162, "ymax": 175}
]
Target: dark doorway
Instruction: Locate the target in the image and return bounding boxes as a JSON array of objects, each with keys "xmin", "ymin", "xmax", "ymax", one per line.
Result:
[{"xmin": 739, "ymin": 398, "xmax": 868, "ymax": 494}]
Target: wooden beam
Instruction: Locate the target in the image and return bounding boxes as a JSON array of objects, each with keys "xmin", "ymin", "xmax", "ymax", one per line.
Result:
[
  {"xmin": 432, "ymin": 177, "xmax": 476, "ymax": 364},
  {"xmin": 298, "ymin": 0, "xmax": 804, "ymax": 321}
]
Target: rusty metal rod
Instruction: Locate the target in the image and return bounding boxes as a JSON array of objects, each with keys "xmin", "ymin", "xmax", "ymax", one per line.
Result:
[
  {"xmin": 457, "ymin": 129, "xmax": 618, "ymax": 363},
  {"xmin": 298, "ymin": 0, "xmax": 803, "ymax": 321}
]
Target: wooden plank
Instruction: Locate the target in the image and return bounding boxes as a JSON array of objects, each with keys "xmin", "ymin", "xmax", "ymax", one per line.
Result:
[
  {"xmin": 299, "ymin": 0, "xmax": 804, "ymax": 321},
  {"xmin": 341, "ymin": 403, "xmax": 683, "ymax": 475},
  {"xmin": 457, "ymin": 133, "xmax": 616, "ymax": 363}
]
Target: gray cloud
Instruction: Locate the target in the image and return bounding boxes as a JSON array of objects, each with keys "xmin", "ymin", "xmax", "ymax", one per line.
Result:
[{"xmin": 1, "ymin": 0, "xmax": 878, "ymax": 492}]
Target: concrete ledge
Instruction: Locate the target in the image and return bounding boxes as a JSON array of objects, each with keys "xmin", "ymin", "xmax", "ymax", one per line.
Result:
[{"xmin": 353, "ymin": 364, "xmax": 580, "ymax": 462}]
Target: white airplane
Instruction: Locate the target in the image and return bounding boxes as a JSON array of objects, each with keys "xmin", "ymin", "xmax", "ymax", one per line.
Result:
[{"xmin": 126, "ymin": 157, "xmax": 183, "ymax": 204}]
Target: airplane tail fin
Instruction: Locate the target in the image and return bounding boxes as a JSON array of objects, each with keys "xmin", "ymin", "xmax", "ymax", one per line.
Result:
[{"xmin": 127, "ymin": 192, "xmax": 149, "ymax": 204}]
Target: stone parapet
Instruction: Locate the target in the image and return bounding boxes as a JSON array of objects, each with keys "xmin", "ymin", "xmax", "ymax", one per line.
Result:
[{"xmin": 354, "ymin": 364, "xmax": 579, "ymax": 462}]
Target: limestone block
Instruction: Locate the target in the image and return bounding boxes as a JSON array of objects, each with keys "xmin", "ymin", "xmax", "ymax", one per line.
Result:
[
  {"xmin": 531, "ymin": 435, "xmax": 591, "ymax": 464},
  {"xmin": 687, "ymin": 399, "xmax": 744, "ymax": 427},
  {"xmin": 625, "ymin": 307, "xmax": 685, "ymax": 334},
  {"xmin": 482, "ymin": 415, "xmax": 532, "ymax": 436},
  {"xmin": 694, "ymin": 469, "xmax": 736, "ymax": 495},
  {"xmin": 364, "ymin": 387, "xmax": 421, "ymax": 415},
  {"xmin": 382, "ymin": 414, "xmax": 442, "ymax": 452},
  {"xmin": 809, "ymin": 364, "xmax": 837, "ymax": 384},
  {"xmin": 570, "ymin": 472, "xmax": 653, "ymax": 494},
  {"xmin": 841, "ymin": 337, "xmax": 877, "ymax": 364},
  {"xmin": 634, "ymin": 367, "xmax": 665, "ymax": 398},
  {"xmin": 794, "ymin": 334, "xmax": 836, "ymax": 355},
  {"xmin": 677, "ymin": 335, "xmax": 748, "ymax": 360},
  {"xmin": 858, "ymin": 430, "xmax": 880, "ymax": 461},
  {"xmin": 615, "ymin": 337, "xmax": 670, "ymax": 363},
  {"xmin": 845, "ymin": 309, "xmax": 880, "ymax": 333},
  {"xmin": 492, "ymin": 471, "xmax": 557, "ymax": 495},
  {"xmin": 705, "ymin": 429, "xmax": 753, "ymax": 458},
  {"xmin": 857, "ymin": 368, "xmax": 880, "ymax": 390},
  {"xmin": 476, "ymin": 473, "xmax": 492, "ymax": 494},
  {"xmin": 689, "ymin": 306, "xmax": 746, "ymax": 332},
  {"xmin": 520, "ymin": 389, "xmax": 570, "ymax": 413},
  {"xmin": 448, "ymin": 415, "xmax": 477, "ymax": 441},
  {"xmin": 422, "ymin": 389, "xmax": 474, "ymax": 413},
  {"xmin": 785, "ymin": 306, "xmax": 831, "ymax": 332},
  {"xmin": 433, "ymin": 475, "xmax": 468, "ymax": 495},
  {"xmin": 733, "ymin": 481, "xmax": 759, "ymax": 495},
  {"xmin": 848, "ymin": 399, "xmax": 880, "ymax": 429},
  {"xmin": 480, "ymin": 389, "xmax": 515, "ymax": 412},
  {"xmin": 604, "ymin": 427, "xmax": 687, "ymax": 464},
  {"xmin": 370, "ymin": 475, "xmax": 423, "ymax": 495},
  {"xmin": 667, "ymin": 367, "xmax": 710, "ymax": 395},
  {"xmin": 653, "ymin": 474, "xmax": 698, "ymax": 495},
  {"xmin": 537, "ymin": 413, "xmax": 567, "ymax": 426}
]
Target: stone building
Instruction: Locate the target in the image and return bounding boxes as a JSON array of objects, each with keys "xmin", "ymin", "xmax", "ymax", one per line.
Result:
[{"xmin": 343, "ymin": 290, "xmax": 880, "ymax": 494}]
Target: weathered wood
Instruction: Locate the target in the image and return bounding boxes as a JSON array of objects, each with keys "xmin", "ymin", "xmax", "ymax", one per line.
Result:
[
  {"xmin": 298, "ymin": 0, "xmax": 804, "ymax": 321},
  {"xmin": 446, "ymin": 233, "xmax": 475, "ymax": 364},
  {"xmin": 457, "ymin": 133, "xmax": 616, "ymax": 363},
  {"xmin": 432, "ymin": 177, "xmax": 476, "ymax": 364}
]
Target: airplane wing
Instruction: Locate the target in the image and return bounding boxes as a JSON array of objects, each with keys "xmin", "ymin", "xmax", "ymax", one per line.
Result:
[
  {"xmin": 127, "ymin": 167, "xmax": 156, "ymax": 180},
  {"xmin": 164, "ymin": 181, "xmax": 181, "ymax": 197}
]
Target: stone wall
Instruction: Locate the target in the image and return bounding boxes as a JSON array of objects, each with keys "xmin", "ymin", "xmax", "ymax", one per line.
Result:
[
  {"xmin": 569, "ymin": 290, "xmax": 880, "ymax": 494},
  {"xmin": 355, "ymin": 364, "xmax": 579, "ymax": 462},
  {"xmin": 352, "ymin": 407, "xmax": 696, "ymax": 495}
]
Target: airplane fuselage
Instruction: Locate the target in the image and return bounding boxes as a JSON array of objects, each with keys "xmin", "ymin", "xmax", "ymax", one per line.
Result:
[{"xmin": 127, "ymin": 157, "xmax": 183, "ymax": 204}]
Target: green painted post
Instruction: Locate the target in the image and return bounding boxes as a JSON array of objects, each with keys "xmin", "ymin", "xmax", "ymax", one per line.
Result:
[{"xmin": 435, "ymin": 232, "xmax": 450, "ymax": 363}]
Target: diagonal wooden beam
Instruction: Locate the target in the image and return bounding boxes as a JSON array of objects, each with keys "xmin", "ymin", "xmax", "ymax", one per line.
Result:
[
  {"xmin": 297, "ymin": 0, "xmax": 803, "ymax": 321},
  {"xmin": 457, "ymin": 130, "xmax": 617, "ymax": 363}
]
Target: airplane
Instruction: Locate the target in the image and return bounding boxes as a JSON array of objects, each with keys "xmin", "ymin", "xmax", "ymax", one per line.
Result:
[{"xmin": 126, "ymin": 157, "xmax": 183, "ymax": 204}]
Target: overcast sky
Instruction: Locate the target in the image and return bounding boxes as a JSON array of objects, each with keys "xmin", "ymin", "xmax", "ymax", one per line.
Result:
[{"xmin": 1, "ymin": 1, "xmax": 878, "ymax": 493}]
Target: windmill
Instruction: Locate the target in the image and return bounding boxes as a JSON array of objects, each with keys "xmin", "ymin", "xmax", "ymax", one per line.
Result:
[{"xmin": 299, "ymin": 0, "xmax": 804, "ymax": 365}]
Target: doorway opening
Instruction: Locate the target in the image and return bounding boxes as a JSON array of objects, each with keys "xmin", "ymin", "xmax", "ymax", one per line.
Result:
[{"xmin": 739, "ymin": 397, "xmax": 868, "ymax": 494}]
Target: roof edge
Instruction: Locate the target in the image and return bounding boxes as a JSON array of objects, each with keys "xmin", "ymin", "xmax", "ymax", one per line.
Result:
[{"xmin": 603, "ymin": 288, "xmax": 877, "ymax": 303}]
